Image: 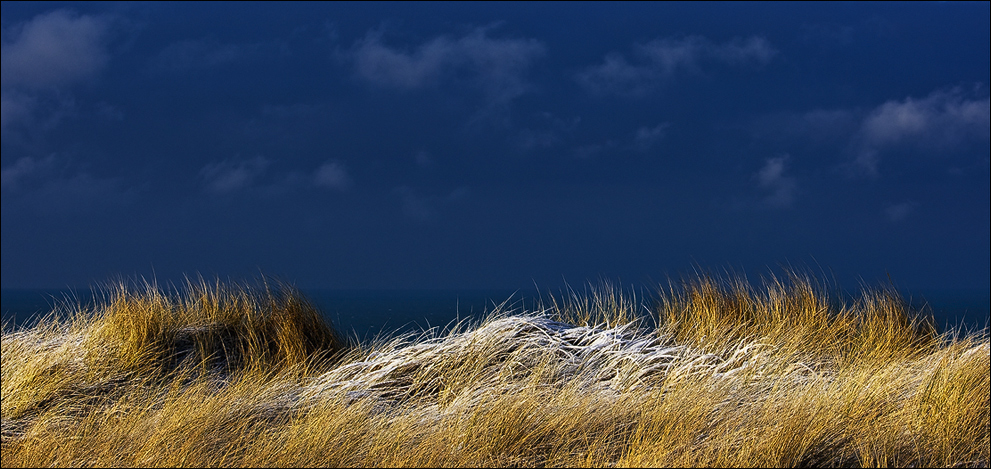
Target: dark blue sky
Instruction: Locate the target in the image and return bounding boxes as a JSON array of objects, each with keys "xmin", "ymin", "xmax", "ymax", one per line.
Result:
[{"xmin": 2, "ymin": 2, "xmax": 989, "ymax": 291}]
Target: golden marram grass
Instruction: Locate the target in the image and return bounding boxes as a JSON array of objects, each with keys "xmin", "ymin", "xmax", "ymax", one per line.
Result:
[{"xmin": 1, "ymin": 274, "xmax": 988, "ymax": 467}]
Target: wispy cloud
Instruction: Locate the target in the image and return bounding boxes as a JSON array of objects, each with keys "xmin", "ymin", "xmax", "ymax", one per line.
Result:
[
  {"xmin": 1, "ymin": 156, "xmax": 56, "ymax": 192},
  {"xmin": 573, "ymin": 141, "xmax": 618, "ymax": 160},
  {"xmin": 313, "ymin": 160, "xmax": 351, "ymax": 191},
  {"xmin": 577, "ymin": 36, "xmax": 776, "ymax": 97},
  {"xmin": 633, "ymin": 123, "xmax": 669, "ymax": 153},
  {"xmin": 703, "ymin": 36, "xmax": 778, "ymax": 65},
  {"xmin": 199, "ymin": 157, "xmax": 356, "ymax": 196},
  {"xmin": 853, "ymin": 89, "xmax": 990, "ymax": 175},
  {"xmin": 755, "ymin": 155, "xmax": 796, "ymax": 209},
  {"xmin": 346, "ymin": 26, "xmax": 545, "ymax": 106},
  {"xmin": 0, "ymin": 92, "xmax": 37, "ymax": 133},
  {"xmin": 200, "ymin": 156, "xmax": 269, "ymax": 194},
  {"xmin": 0, "ymin": 11, "xmax": 134, "ymax": 212},
  {"xmin": 884, "ymin": 201, "xmax": 915, "ymax": 222},
  {"xmin": 751, "ymin": 88, "xmax": 990, "ymax": 177},
  {"xmin": 1, "ymin": 10, "xmax": 115, "ymax": 135},
  {"xmin": 513, "ymin": 112, "xmax": 581, "ymax": 152},
  {"xmin": 1, "ymin": 10, "xmax": 113, "ymax": 89},
  {"xmin": 1, "ymin": 155, "xmax": 134, "ymax": 213},
  {"xmin": 854, "ymin": 90, "xmax": 991, "ymax": 175},
  {"xmin": 568, "ymin": 123, "xmax": 668, "ymax": 160},
  {"xmin": 394, "ymin": 186, "xmax": 469, "ymax": 221}
]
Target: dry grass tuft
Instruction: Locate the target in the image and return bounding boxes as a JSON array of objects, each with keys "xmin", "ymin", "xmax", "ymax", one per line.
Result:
[{"xmin": 2, "ymin": 275, "xmax": 987, "ymax": 467}]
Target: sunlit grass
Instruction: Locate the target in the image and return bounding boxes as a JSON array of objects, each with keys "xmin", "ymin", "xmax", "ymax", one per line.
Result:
[{"xmin": 1, "ymin": 274, "xmax": 988, "ymax": 467}]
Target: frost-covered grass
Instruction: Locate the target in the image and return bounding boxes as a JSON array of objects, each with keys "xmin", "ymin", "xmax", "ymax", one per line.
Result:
[{"xmin": 1, "ymin": 275, "xmax": 988, "ymax": 467}]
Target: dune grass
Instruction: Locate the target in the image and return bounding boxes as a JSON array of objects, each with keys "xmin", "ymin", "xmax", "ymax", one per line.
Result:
[{"xmin": 1, "ymin": 274, "xmax": 988, "ymax": 467}]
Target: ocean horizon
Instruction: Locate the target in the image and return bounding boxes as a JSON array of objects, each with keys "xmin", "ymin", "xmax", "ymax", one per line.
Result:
[{"xmin": 3, "ymin": 286, "xmax": 988, "ymax": 339}]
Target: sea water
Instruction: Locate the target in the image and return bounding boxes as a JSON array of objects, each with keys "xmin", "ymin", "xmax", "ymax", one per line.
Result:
[
  {"xmin": 2, "ymin": 288, "xmax": 988, "ymax": 338},
  {"xmin": 0, "ymin": 288, "xmax": 543, "ymax": 340}
]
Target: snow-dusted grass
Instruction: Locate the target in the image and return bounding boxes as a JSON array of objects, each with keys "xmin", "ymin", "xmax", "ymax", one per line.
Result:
[{"xmin": 1, "ymin": 275, "xmax": 988, "ymax": 467}]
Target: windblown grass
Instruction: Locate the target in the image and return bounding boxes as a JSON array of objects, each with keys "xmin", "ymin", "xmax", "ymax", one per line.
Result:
[{"xmin": 1, "ymin": 274, "xmax": 988, "ymax": 467}]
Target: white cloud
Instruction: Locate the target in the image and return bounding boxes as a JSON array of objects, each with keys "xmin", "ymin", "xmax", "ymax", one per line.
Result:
[
  {"xmin": 576, "ymin": 53, "xmax": 653, "ymax": 97},
  {"xmin": 885, "ymin": 202, "xmax": 915, "ymax": 222},
  {"xmin": 516, "ymin": 128, "xmax": 563, "ymax": 151},
  {"xmin": 853, "ymin": 89, "xmax": 990, "ymax": 175},
  {"xmin": 753, "ymin": 88, "xmax": 990, "ymax": 177},
  {"xmin": 635, "ymin": 37, "xmax": 704, "ymax": 76},
  {"xmin": 1, "ymin": 91, "xmax": 36, "ymax": 132},
  {"xmin": 200, "ymin": 156, "xmax": 269, "ymax": 194},
  {"xmin": 577, "ymin": 35, "xmax": 777, "ymax": 97},
  {"xmin": 633, "ymin": 123, "xmax": 669, "ymax": 152},
  {"xmin": 1, "ymin": 10, "xmax": 114, "ymax": 135},
  {"xmin": 1, "ymin": 156, "xmax": 55, "ymax": 192},
  {"xmin": 199, "ymin": 158, "xmax": 354, "ymax": 196},
  {"xmin": 313, "ymin": 160, "xmax": 351, "ymax": 191},
  {"xmin": 703, "ymin": 36, "xmax": 777, "ymax": 65},
  {"xmin": 394, "ymin": 186, "xmax": 469, "ymax": 221},
  {"xmin": 861, "ymin": 90, "xmax": 989, "ymax": 145},
  {"xmin": 1, "ymin": 10, "xmax": 113, "ymax": 89},
  {"xmin": 350, "ymin": 33, "xmax": 449, "ymax": 89},
  {"xmin": 348, "ymin": 26, "xmax": 545, "ymax": 105},
  {"xmin": 573, "ymin": 141, "xmax": 619, "ymax": 160},
  {"xmin": 27, "ymin": 171, "xmax": 132, "ymax": 213},
  {"xmin": 513, "ymin": 113, "xmax": 581, "ymax": 152},
  {"xmin": 564, "ymin": 122, "xmax": 668, "ymax": 159},
  {"xmin": 755, "ymin": 155, "xmax": 796, "ymax": 208},
  {"xmin": 1, "ymin": 155, "xmax": 134, "ymax": 213}
]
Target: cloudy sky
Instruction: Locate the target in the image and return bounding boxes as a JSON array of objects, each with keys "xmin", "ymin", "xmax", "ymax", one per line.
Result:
[{"xmin": 2, "ymin": 2, "xmax": 988, "ymax": 292}]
